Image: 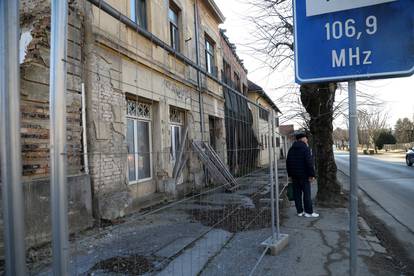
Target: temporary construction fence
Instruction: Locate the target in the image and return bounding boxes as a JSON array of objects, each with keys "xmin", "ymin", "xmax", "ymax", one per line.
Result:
[{"xmin": 0, "ymin": 0, "xmax": 288, "ymax": 275}]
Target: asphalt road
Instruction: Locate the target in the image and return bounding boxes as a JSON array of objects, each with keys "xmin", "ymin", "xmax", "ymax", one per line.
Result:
[{"xmin": 335, "ymin": 152, "xmax": 414, "ymax": 233}]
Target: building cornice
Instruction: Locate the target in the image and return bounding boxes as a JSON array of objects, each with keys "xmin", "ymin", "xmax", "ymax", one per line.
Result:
[{"xmin": 203, "ymin": 0, "xmax": 225, "ymax": 24}]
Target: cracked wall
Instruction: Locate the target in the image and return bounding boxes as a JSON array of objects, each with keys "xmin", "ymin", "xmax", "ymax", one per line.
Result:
[
  {"xmin": 0, "ymin": 0, "xmax": 93, "ymax": 251},
  {"xmin": 19, "ymin": 0, "xmax": 85, "ymax": 179},
  {"xmin": 84, "ymin": 0, "xmax": 227, "ymax": 220}
]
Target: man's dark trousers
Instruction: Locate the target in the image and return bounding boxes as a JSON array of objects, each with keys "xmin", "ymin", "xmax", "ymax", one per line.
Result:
[{"xmin": 292, "ymin": 178, "xmax": 313, "ymax": 214}]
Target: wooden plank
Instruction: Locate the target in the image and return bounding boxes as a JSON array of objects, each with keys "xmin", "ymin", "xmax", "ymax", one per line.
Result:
[
  {"xmin": 204, "ymin": 143, "xmax": 237, "ymax": 186},
  {"xmin": 174, "ymin": 154, "xmax": 188, "ymax": 183},
  {"xmin": 192, "ymin": 142, "xmax": 231, "ymax": 189},
  {"xmin": 202, "ymin": 142, "xmax": 238, "ymax": 188},
  {"xmin": 192, "ymin": 141, "xmax": 238, "ymax": 191},
  {"xmin": 173, "ymin": 124, "xmax": 189, "ymax": 178}
]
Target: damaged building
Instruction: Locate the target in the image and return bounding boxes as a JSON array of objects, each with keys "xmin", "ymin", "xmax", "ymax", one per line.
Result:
[
  {"xmin": 84, "ymin": 0, "xmax": 228, "ymax": 220},
  {"xmin": 220, "ymin": 30, "xmax": 281, "ymax": 174},
  {"xmin": 8, "ymin": 0, "xmax": 281, "ymax": 249}
]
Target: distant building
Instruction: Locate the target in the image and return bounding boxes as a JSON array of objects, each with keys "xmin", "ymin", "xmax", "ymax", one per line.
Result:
[
  {"xmin": 279, "ymin": 125, "xmax": 295, "ymax": 159},
  {"xmin": 247, "ymin": 80, "xmax": 281, "ymax": 166}
]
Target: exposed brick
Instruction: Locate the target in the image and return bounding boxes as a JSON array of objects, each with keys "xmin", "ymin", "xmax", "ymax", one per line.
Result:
[{"xmin": 19, "ymin": 1, "xmax": 84, "ymax": 179}]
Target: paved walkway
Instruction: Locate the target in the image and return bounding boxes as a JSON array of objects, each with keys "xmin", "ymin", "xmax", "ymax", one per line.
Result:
[
  {"xmin": 202, "ymin": 203, "xmax": 400, "ymax": 276},
  {"xmin": 29, "ymin": 166, "xmax": 402, "ymax": 275}
]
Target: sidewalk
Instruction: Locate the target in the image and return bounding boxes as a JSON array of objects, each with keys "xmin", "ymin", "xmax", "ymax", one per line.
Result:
[
  {"xmin": 27, "ymin": 166, "xmax": 402, "ymax": 275},
  {"xmin": 202, "ymin": 204, "xmax": 400, "ymax": 276}
]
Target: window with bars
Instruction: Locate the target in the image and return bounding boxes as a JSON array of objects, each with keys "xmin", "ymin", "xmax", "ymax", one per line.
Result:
[
  {"xmin": 126, "ymin": 99, "xmax": 152, "ymax": 183},
  {"xmin": 169, "ymin": 4, "xmax": 180, "ymax": 52},
  {"xmin": 130, "ymin": 0, "xmax": 147, "ymax": 29}
]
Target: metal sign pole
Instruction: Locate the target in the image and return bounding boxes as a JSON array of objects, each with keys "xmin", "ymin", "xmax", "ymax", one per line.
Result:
[
  {"xmin": 348, "ymin": 80, "xmax": 359, "ymax": 276},
  {"xmin": 0, "ymin": 1, "xmax": 27, "ymax": 275},
  {"xmin": 49, "ymin": 0, "xmax": 69, "ymax": 275}
]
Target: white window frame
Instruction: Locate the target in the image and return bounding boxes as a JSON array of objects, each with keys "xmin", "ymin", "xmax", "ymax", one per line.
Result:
[
  {"xmin": 169, "ymin": 5, "xmax": 180, "ymax": 52},
  {"xmin": 126, "ymin": 100, "xmax": 153, "ymax": 185},
  {"xmin": 205, "ymin": 37, "xmax": 215, "ymax": 75},
  {"xmin": 170, "ymin": 124, "xmax": 182, "ymax": 163},
  {"xmin": 130, "ymin": 0, "xmax": 147, "ymax": 29},
  {"xmin": 169, "ymin": 107, "xmax": 185, "ymax": 163}
]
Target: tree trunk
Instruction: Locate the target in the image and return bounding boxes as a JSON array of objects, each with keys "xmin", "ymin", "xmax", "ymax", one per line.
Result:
[{"xmin": 300, "ymin": 83, "xmax": 344, "ymax": 207}]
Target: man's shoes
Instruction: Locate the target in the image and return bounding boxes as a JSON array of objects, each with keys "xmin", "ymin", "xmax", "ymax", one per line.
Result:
[
  {"xmin": 297, "ymin": 212, "xmax": 304, "ymax": 217},
  {"xmin": 304, "ymin": 212, "xmax": 319, "ymax": 218}
]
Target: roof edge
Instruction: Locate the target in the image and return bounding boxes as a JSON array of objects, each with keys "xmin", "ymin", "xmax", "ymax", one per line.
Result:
[
  {"xmin": 220, "ymin": 29, "xmax": 248, "ymax": 73},
  {"xmin": 204, "ymin": 0, "xmax": 225, "ymax": 23},
  {"xmin": 247, "ymin": 80, "xmax": 281, "ymax": 114}
]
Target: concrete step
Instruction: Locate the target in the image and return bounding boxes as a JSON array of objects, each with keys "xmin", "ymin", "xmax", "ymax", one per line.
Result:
[{"xmin": 156, "ymin": 229, "xmax": 232, "ymax": 276}]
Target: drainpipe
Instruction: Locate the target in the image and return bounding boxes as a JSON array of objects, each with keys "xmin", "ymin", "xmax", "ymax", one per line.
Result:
[
  {"xmin": 256, "ymin": 95, "xmax": 261, "ymax": 135},
  {"xmin": 194, "ymin": 0, "xmax": 205, "ymax": 141},
  {"xmin": 81, "ymin": 83, "xmax": 89, "ymax": 174}
]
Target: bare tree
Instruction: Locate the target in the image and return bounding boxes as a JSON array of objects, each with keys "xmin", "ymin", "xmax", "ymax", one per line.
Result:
[
  {"xmin": 244, "ymin": 0, "xmax": 346, "ymax": 206},
  {"xmin": 333, "ymin": 127, "xmax": 349, "ymax": 150},
  {"xmin": 244, "ymin": 0, "xmax": 387, "ymax": 206},
  {"xmin": 357, "ymin": 107, "xmax": 389, "ymax": 151},
  {"xmin": 394, "ymin": 118, "xmax": 414, "ymax": 143}
]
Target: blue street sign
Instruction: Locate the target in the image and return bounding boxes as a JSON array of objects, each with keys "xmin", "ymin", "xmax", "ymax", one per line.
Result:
[{"xmin": 294, "ymin": 0, "xmax": 414, "ymax": 84}]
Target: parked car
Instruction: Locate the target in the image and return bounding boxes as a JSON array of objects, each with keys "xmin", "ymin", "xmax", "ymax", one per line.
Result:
[{"xmin": 406, "ymin": 147, "xmax": 414, "ymax": 166}]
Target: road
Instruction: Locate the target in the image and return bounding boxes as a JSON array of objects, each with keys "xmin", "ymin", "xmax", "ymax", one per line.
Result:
[{"xmin": 335, "ymin": 152, "xmax": 414, "ymax": 232}]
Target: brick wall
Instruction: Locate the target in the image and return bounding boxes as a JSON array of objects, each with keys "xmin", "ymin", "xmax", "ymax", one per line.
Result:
[{"xmin": 19, "ymin": 0, "xmax": 84, "ymax": 180}]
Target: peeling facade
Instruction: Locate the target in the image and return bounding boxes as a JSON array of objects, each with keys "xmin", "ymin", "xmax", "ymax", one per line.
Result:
[
  {"xmin": 5, "ymin": 0, "xmax": 282, "ymax": 251},
  {"xmin": 2, "ymin": 0, "xmax": 94, "ymax": 249},
  {"xmin": 220, "ymin": 29, "xmax": 260, "ymax": 175},
  {"xmin": 85, "ymin": 0, "xmax": 227, "ymax": 219}
]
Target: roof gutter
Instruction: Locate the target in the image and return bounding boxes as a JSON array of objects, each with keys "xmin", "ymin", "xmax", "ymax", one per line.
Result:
[{"xmin": 86, "ymin": 0, "xmax": 267, "ymax": 110}]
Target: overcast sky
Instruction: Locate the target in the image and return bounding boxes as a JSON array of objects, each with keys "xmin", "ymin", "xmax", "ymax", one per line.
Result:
[{"xmin": 215, "ymin": 0, "xmax": 414, "ymax": 129}]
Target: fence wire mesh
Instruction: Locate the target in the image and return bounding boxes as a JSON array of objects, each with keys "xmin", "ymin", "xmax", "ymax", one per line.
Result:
[{"xmin": 1, "ymin": 1, "xmax": 290, "ymax": 275}]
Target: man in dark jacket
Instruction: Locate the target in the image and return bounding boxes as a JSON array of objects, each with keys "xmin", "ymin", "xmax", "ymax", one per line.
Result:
[{"xmin": 286, "ymin": 133, "xmax": 319, "ymax": 218}]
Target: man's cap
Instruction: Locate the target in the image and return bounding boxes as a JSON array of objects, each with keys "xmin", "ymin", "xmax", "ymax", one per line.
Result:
[{"xmin": 295, "ymin": 132, "xmax": 308, "ymax": 140}]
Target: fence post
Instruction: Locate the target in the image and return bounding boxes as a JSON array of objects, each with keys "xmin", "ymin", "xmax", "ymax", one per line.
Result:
[
  {"xmin": 0, "ymin": 1, "xmax": 27, "ymax": 275},
  {"xmin": 267, "ymin": 111, "xmax": 276, "ymax": 242},
  {"xmin": 259, "ymin": 110, "xmax": 288, "ymax": 258},
  {"xmin": 49, "ymin": 0, "xmax": 69, "ymax": 274},
  {"xmin": 271, "ymin": 111, "xmax": 280, "ymax": 240}
]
